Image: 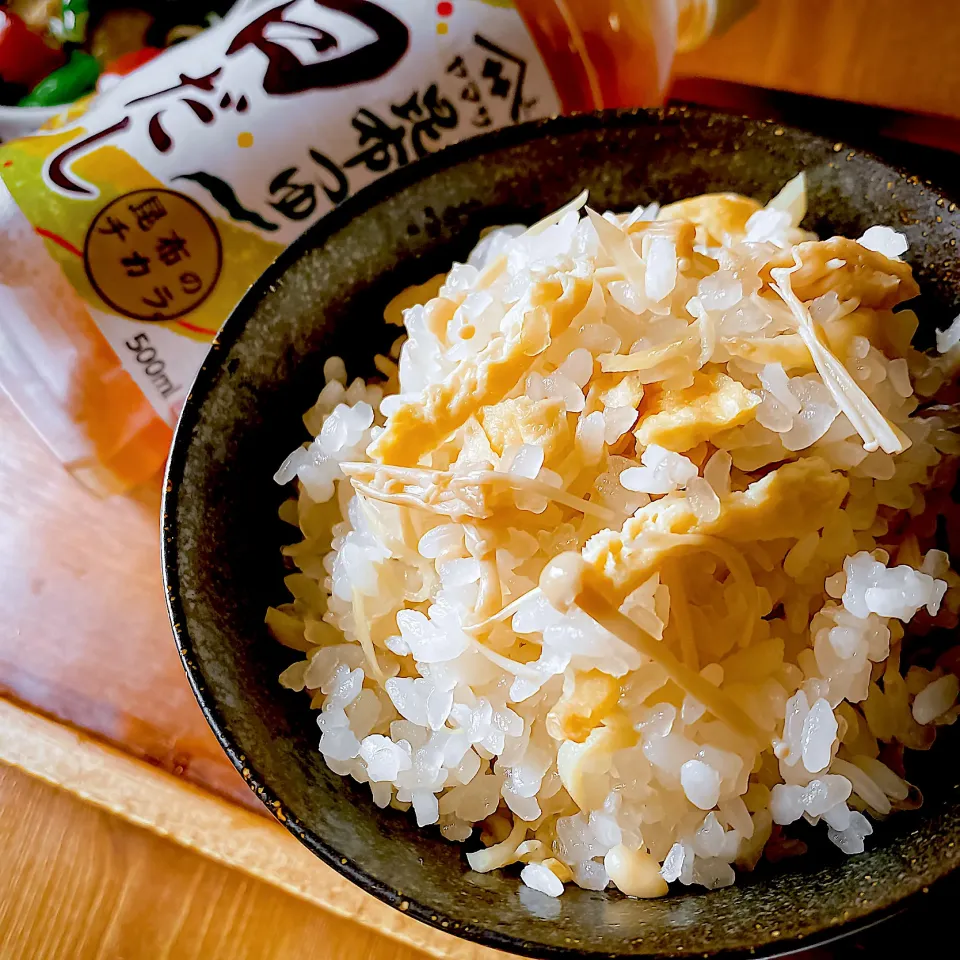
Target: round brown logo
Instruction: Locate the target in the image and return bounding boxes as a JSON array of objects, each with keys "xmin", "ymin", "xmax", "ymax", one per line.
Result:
[{"xmin": 84, "ymin": 188, "xmax": 223, "ymax": 322}]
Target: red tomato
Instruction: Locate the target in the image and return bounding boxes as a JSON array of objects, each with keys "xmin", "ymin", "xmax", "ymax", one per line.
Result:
[{"xmin": 0, "ymin": 10, "xmax": 66, "ymax": 89}]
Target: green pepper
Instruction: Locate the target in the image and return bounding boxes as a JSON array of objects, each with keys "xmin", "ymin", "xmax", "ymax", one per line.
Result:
[
  {"xmin": 19, "ymin": 49, "xmax": 99, "ymax": 107},
  {"xmin": 55, "ymin": 0, "xmax": 88, "ymax": 43}
]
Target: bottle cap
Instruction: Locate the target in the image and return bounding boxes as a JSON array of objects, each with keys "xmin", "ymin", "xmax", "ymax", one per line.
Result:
[{"xmin": 676, "ymin": 0, "xmax": 759, "ymax": 54}]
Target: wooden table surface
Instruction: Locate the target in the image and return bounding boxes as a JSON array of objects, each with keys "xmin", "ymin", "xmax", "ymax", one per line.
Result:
[
  {"xmin": 3, "ymin": 1, "xmax": 960, "ymax": 957},
  {"xmin": 674, "ymin": 0, "xmax": 960, "ymax": 123},
  {"xmin": 0, "ymin": 393, "xmax": 256, "ymax": 811},
  {"xmin": 0, "ymin": 764, "xmax": 430, "ymax": 960}
]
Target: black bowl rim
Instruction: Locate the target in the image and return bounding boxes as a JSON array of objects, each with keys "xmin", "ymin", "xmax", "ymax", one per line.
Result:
[{"xmin": 162, "ymin": 104, "xmax": 960, "ymax": 960}]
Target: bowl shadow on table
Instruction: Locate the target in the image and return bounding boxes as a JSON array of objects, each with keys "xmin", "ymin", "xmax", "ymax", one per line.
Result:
[{"xmin": 165, "ymin": 108, "xmax": 960, "ymax": 959}]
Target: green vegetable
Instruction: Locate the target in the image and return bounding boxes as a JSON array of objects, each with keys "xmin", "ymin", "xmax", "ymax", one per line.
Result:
[{"xmin": 19, "ymin": 50, "xmax": 100, "ymax": 107}]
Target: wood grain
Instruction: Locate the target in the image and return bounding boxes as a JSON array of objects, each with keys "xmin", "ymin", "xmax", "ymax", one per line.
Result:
[
  {"xmin": 0, "ymin": 697, "xmax": 504, "ymax": 960},
  {"xmin": 675, "ymin": 0, "xmax": 960, "ymax": 120},
  {"xmin": 0, "ymin": 391, "xmax": 253, "ymax": 809},
  {"xmin": 0, "ymin": 761, "xmax": 434, "ymax": 960}
]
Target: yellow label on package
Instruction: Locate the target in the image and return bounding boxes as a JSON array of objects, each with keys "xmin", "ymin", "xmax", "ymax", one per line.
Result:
[{"xmin": 0, "ymin": 0, "xmax": 559, "ymax": 424}]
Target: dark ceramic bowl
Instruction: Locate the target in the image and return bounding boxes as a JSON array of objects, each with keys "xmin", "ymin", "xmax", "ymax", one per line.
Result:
[{"xmin": 163, "ymin": 107, "xmax": 960, "ymax": 958}]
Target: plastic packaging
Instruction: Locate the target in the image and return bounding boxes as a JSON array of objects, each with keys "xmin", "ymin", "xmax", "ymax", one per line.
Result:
[{"xmin": 0, "ymin": 0, "xmax": 751, "ymax": 495}]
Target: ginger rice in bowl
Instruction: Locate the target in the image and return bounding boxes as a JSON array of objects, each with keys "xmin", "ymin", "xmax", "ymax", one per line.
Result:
[{"xmin": 267, "ymin": 174, "xmax": 960, "ymax": 901}]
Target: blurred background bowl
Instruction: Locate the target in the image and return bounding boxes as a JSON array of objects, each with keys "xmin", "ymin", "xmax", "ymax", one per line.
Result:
[
  {"xmin": 0, "ymin": 103, "xmax": 60, "ymax": 141},
  {"xmin": 163, "ymin": 107, "xmax": 960, "ymax": 959},
  {"xmin": 0, "ymin": 0, "xmax": 254, "ymax": 143}
]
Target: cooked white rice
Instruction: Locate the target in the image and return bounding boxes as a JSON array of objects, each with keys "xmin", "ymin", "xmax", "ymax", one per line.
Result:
[{"xmin": 268, "ymin": 175, "xmax": 960, "ymax": 899}]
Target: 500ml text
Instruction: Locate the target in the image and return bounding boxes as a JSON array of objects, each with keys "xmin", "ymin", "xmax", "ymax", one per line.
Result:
[{"xmin": 125, "ymin": 332, "xmax": 180, "ymax": 399}]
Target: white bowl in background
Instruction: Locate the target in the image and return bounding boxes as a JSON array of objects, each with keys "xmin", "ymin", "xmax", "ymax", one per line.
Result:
[{"xmin": 0, "ymin": 104, "xmax": 62, "ymax": 143}]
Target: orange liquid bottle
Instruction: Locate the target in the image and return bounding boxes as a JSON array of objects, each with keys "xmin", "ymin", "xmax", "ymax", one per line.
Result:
[
  {"xmin": 516, "ymin": 0, "xmax": 750, "ymax": 111},
  {"xmin": 0, "ymin": 0, "xmax": 748, "ymax": 496},
  {"xmin": 0, "ymin": 186, "xmax": 172, "ymax": 496}
]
